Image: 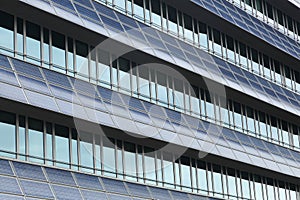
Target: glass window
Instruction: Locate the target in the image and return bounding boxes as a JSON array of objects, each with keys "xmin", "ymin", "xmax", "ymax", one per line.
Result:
[
  {"xmin": 241, "ymin": 172, "xmax": 251, "ymax": 199},
  {"xmin": 270, "ymin": 116, "xmax": 279, "ymax": 143},
  {"xmin": 292, "ymin": 125, "xmax": 299, "ymax": 148},
  {"xmin": 71, "ymin": 129, "xmax": 78, "ymax": 170},
  {"xmin": 90, "ymin": 46, "xmax": 97, "ymax": 83},
  {"xmin": 258, "ymin": 112, "xmax": 267, "ymax": 138},
  {"xmin": 156, "ymin": 152, "xmax": 163, "ymax": 186},
  {"xmin": 137, "ymin": 145, "xmax": 143, "ymax": 182},
  {"xmin": 43, "ymin": 28, "xmax": 50, "ymax": 68},
  {"xmin": 212, "ymin": 164, "xmax": 223, "ymax": 197},
  {"xmin": 220, "ymin": 97, "xmax": 229, "ymax": 128},
  {"xmin": 266, "ymin": 178, "xmax": 275, "ymax": 200},
  {"xmin": 181, "ymin": 157, "xmax": 191, "ymax": 191},
  {"xmin": 174, "ymin": 78, "xmax": 184, "ymax": 111},
  {"xmin": 124, "ymin": 142, "xmax": 137, "ymax": 181},
  {"xmin": 45, "ymin": 123, "xmax": 53, "ymax": 165},
  {"xmin": 112, "ymin": 57, "xmax": 118, "ymax": 89},
  {"xmin": 163, "ymin": 153, "xmax": 174, "ymax": 188},
  {"xmin": 178, "ymin": 11, "xmax": 184, "ymax": 37},
  {"xmin": 144, "ymin": 0, "xmax": 150, "ymax": 22},
  {"xmin": 114, "ymin": 0, "xmax": 126, "ymax": 11},
  {"xmin": 190, "ymin": 85, "xmax": 200, "ymax": 116},
  {"xmin": 79, "ymin": 131, "xmax": 93, "ymax": 172},
  {"xmin": 174, "ymin": 158, "xmax": 180, "ymax": 189},
  {"xmin": 26, "ymin": 21, "xmax": 41, "ymax": 65},
  {"xmin": 197, "ymin": 161, "xmax": 208, "ymax": 195},
  {"xmin": 28, "ymin": 118, "xmax": 43, "ymax": 163},
  {"xmin": 0, "ymin": 11, "xmax": 14, "ymax": 56},
  {"xmin": 251, "ymin": 48, "xmax": 259, "ymax": 74},
  {"xmin": 183, "ymin": 14, "xmax": 193, "ymax": 41},
  {"xmin": 119, "ymin": 57, "xmax": 131, "ymax": 94},
  {"xmin": 144, "ymin": 147, "xmax": 156, "ymax": 184},
  {"xmin": 18, "ymin": 116, "xmax": 26, "ymax": 160},
  {"xmin": 167, "ymin": 5, "xmax": 178, "ymax": 34},
  {"xmin": 278, "ymin": 181, "xmax": 287, "ymax": 200},
  {"xmin": 246, "ymin": 107, "xmax": 255, "ymax": 134},
  {"xmin": 254, "ymin": 175, "xmax": 263, "ymax": 200},
  {"xmin": 205, "ymin": 91, "xmax": 215, "ymax": 121},
  {"xmin": 67, "ymin": 37, "xmax": 74, "ymax": 74},
  {"xmin": 131, "ymin": 62, "xmax": 138, "ymax": 97},
  {"xmin": 103, "ymin": 137, "xmax": 116, "ymax": 177},
  {"xmin": 138, "ymin": 65, "xmax": 150, "ymax": 101},
  {"xmin": 213, "ymin": 29, "xmax": 222, "ymax": 56},
  {"xmin": 151, "ymin": 0, "xmax": 162, "ymax": 27},
  {"xmin": 156, "ymin": 72, "xmax": 168, "ymax": 106},
  {"xmin": 55, "ymin": 124, "xmax": 70, "ymax": 168},
  {"xmin": 227, "ymin": 168, "xmax": 237, "ymax": 198},
  {"xmin": 116, "ymin": 140, "xmax": 123, "ymax": 179},
  {"xmin": 76, "ymin": 40, "xmax": 89, "ymax": 78},
  {"xmin": 274, "ymin": 61, "xmax": 282, "ymax": 84},
  {"xmin": 226, "ymin": 35, "xmax": 235, "ymax": 62},
  {"xmin": 284, "ymin": 66, "xmax": 292, "ymax": 89},
  {"xmin": 239, "ymin": 42, "xmax": 247, "ymax": 68},
  {"xmin": 52, "ymin": 31, "xmax": 66, "ymax": 72},
  {"xmin": 94, "ymin": 134, "xmax": 101, "ymax": 173},
  {"xmin": 133, "ymin": 0, "xmax": 145, "ymax": 20},
  {"xmin": 233, "ymin": 102, "xmax": 243, "ymax": 131},
  {"xmin": 97, "ymin": 49, "xmax": 110, "ymax": 87},
  {"xmin": 0, "ymin": 111, "xmax": 16, "ymax": 158},
  {"xmin": 281, "ymin": 121, "xmax": 289, "ymax": 146},
  {"xmin": 16, "ymin": 18, "xmax": 24, "ymax": 59}
]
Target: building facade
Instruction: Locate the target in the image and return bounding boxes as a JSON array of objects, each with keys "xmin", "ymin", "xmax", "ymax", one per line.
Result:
[{"xmin": 0, "ymin": 0, "xmax": 300, "ymax": 199}]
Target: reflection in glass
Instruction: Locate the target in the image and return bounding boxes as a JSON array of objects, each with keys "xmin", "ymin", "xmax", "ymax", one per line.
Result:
[
  {"xmin": 167, "ymin": 6, "xmax": 178, "ymax": 34},
  {"xmin": 138, "ymin": 66, "xmax": 150, "ymax": 101},
  {"xmin": 241, "ymin": 172, "xmax": 250, "ymax": 199},
  {"xmin": 144, "ymin": 147, "xmax": 156, "ymax": 184},
  {"xmin": 103, "ymin": 137, "xmax": 115, "ymax": 177},
  {"xmin": 79, "ymin": 131, "xmax": 93, "ymax": 172},
  {"xmin": 97, "ymin": 49, "xmax": 110, "ymax": 87},
  {"xmin": 213, "ymin": 165, "xmax": 223, "ymax": 197},
  {"xmin": 181, "ymin": 157, "xmax": 191, "ymax": 191},
  {"xmin": 119, "ymin": 58, "xmax": 131, "ymax": 94},
  {"xmin": 163, "ymin": 153, "xmax": 174, "ymax": 188},
  {"xmin": 157, "ymin": 72, "xmax": 168, "ymax": 106},
  {"xmin": 133, "ymin": 0, "xmax": 144, "ymax": 20},
  {"xmin": 197, "ymin": 161, "xmax": 208, "ymax": 195},
  {"xmin": 43, "ymin": 28, "xmax": 50, "ymax": 68},
  {"xmin": 151, "ymin": 0, "xmax": 161, "ymax": 27}
]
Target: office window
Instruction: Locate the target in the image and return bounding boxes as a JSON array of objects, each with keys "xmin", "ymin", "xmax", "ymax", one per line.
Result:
[
  {"xmin": 274, "ymin": 61, "xmax": 282, "ymax": 84},
  {"xmin": 246, "ymin": 107, "xmax": 255, "ymax": 134},
  {"xmin": 212, "ymin": 164, "xmax": 223, "ymax": 197},
  {"xmin": 167, "ymin": 6, "xmax": 178, "ymax": 34},
  {"xmin": 190, "ymin": 85, "xmax": 200, "ymax": 116},
  {"xmin": 254, "ymin": 175, "xmax": 263, "ymax": 200},
  {"xmin": 94, "ymin": 134, "xmax": 101, "ymax": 173},
  {"xmin": 227, "ymin": 168, "xmax": 237, "ymax": 198},
  {"xmin": 90, "ymin": 47, "xmax": 97, "ymax": 82},
  {"xmin": 181, "ymin": 157, "xmax": 191, "ymax": 191},
  {"xmin": 28, "ymin": 118, "xmax": 43, "ymax": 163},
  {"xmin": 67, "ymin": 37, "xmax": 74, "ymax": 73},
  {"xmin": 163, "ymin": 153, "xmax": 174, "ymax": 188},
  {"xmin": 138, "ymin": 65, "xmax": 150, "ymax": 101},
  {"xmin": 270, "ymin": 116, "xmax": 279, "ymax": 142},
  {"xmin": 156, "ymin": 72, "xmax": 168, "ymax": 106},
  {"xmin": 119, "ymin": 57, "xmax": 131, "ymax": 94},
  {"xmin": 239, "ymin": 42, "xmax": 247, "ymax": 68},
  {"xmin": 144, "ymin": 0, "xmax": 150, "ymax": 22},
  {"xmin": 197, "ymin": 161, "xmax": 208, "ymax": 195},
  {"xmin": 151, "ymin": 0, "xmax": 161, "ymax": 27},
  {"xmin": 281, "ymin": 121, "xmax": 289, "ymax": 145},
  {"xmin": 226, "ymin": 35, "xmax": 235, "ymax": 62},
  {"xmin": 114, "ymin": 0, "xmax": 126, "ymax": 11},
  {"xmin": 278, "ymin": 181, "xmax": 287, "ymax": 200},
  {"xmin": 174, "ymin": 78, "xmax": 184, "ymax": 111},
  {"xmin": 45, "ymin": 122, "xmax": 53, "ymax": 165},
  {"xmin": 26, "ymin": 21, "xmax": 41, "ymax": 64},
  {"xmin": 144, "ymin": 147, "xmax": 156, "ymax": 184},
  {"xmin": 43, "ymin": 28, "xmax": 50, "ymax": 68},
  {"xmin": 131, "ymin": 62, "xmax": 138, "ymax": 97},
  {"xmin": 233, "ymin": 102, "xmax": 243, "ymax": 131},
  {"xmin": 213, "ymin": 29, "xmax": 222, "ymax": 56},
  {"xmin": 16, "ymin": 18, "xmax": 24, "ymax": 59},
  {"xmin": 251, "ymin": 48, "xmax": 259, "ymax": 74},
  {"xmin": 103, "ymin": 137, "xmax": 116, "ymax": 177},
  {"xmin": 292, "ymin": 125, "xmax": 299, "ymax": 148},
  {"xmin": 266, "ymin": 178, "xmax": 275, "ymax": 200},
  {"xmin": 258, "ymin": 112, "xmax": 267, "ymax": 138},
  {"xmin": 205, "ymin": 91, "xmax": 215, "ymax": 121},
  {"xmin": 124, "ymin": 142, "xmax": 137, "ymax": 181},
  {"xmin": 71, "ymin": 129, "xmax": 78, "ymax": 170},
  {"xmin": 55, "ymin": 124, "xmax": 70, "ymax": 168},
  {"xmin": 52, "ymin": 31, "xmax": 66, "ymax": 72},
  {"xmin": 0, "ymin": 11, "xmax": 14, "ymax": 56},
  {"xmin": 79, "ymin": 131, "xmax": 93, "ymax": 172},
  {"xmin": 0, "ymin": 111, "xmax": 16, "ymax": 158},
  {"xmin": 241, "ymin": 172, "xmax": 251, "ymax": 199},
  {"xmin": 137, "ymin": 145, "xmax": 143, "ymax": 182},
  {"xmin": 133, "ymin": 0, "xmax": 144, "ymax": 20},
  {"xmin": 174, "ymin": 158, "xmax": 180, "ymax": 189},
  {"xmin": 76, "ymin": 40, "xmax": 89, "ymax": 78},
  {"xmin": 97, "ymin": 49, "xmax": 110, "ymax": 87},
  {"xmin": 116, "ymin": 140, "xmax": 123, "ymax": 179},
  {"xmin": 183, "ymin": 14, "xmax": 193, "ymax": 41},
  {"xmin": 18, "ymin": 116, "xmax": 26, "ymax": 160}
]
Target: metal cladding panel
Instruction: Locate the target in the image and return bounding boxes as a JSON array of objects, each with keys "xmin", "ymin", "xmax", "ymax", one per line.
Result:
[
  {"xmin": 17, "ymin": 0, "xmax": 300, "ymax": 118},
  {"xmin": 0, "ymin": 56, "xmax": 298, "ymax": 178}
]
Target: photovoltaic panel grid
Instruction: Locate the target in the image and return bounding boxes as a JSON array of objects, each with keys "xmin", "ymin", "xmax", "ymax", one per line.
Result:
[
  {"xmin": 0, "ymin": 55, "xmax": 300, "ymax": 178},
  {"xmin": 17, "ymin": 0, "xmax": 300, "ymax": 118},
  {"xmin": 0, "ymin": 159, "xmax": 217, "ymax": 200}
]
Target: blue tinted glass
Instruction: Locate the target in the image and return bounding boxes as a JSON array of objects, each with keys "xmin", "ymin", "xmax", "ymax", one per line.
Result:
[
  {"xmin": 100, "ymin": 15, "xmax": 124, "ymax": 32},
  {"xmin": 0, "ymin": 193, "xmax": 24, "ymax": 200},
  {"xmin": 0, "ymin": 55, "xmax": 12, "ymax": 69},
  {"xmin": 74, "ymin": 173, "xmax": 103, "ymax": 190},
  {"xmin": 20, "ymin": 180, "xmax": 54, "ymax": 199},
  {"xmin": 126, "ymin": 183, "xmax": 151, "ymax": 198},
  {"xmin": 13, "ymin": 162, "xmax": 46, "ymax": 181},
  {"xmin": 74, "ymin": 0, "xmax": 93, "ymax": 8},
  {"xmin": 93, "ymin": 2, "xmax": 117, "ymax": 19},
  {"xmin": 149, "ymin": 187, "xmax": 171, "ymax": 200},
  {"xmin": 75, "ymin": 4, "xmax": 99, "ymax": 22},
  {"xmin": 0, "ymin": 111, "xmax": 15, "ymax": 158},
  {"xmin": 45, "ymin": 168, "xmax": 76, "ymax": 186},
  {"xmin": 18, "ymin": 75, "xmax": 50, "ymax": 95},
  {"xmin": 12, "ymin": 59, "xmax": 43, "ymax": 79},
  {"xmin": 0, "ymin": 68, "xmax": 19, "ymax": 86},
  {"xmin": 81, "ymin": 189, "xmax": 107, "ymax": 200},
  {"xmin": 0, "ymin": 159, "xmax": 13, "ymax": 175},
  {"xmin": 52, "ymin": 0, "xmax": 75, "ymax": 11},
  {"xmin": 108, "ymin": 194, "xmax": 131, "ymax": 200},
  {"xmin": 171, "ymin": 191, "xmax": 189, "ymax": 200},
  {"xmin": 43, "ymin": 69, "xmax": 72, "ymax": 89}
]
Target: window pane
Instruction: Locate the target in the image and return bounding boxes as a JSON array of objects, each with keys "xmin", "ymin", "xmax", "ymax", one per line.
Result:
[
  {"xmin": 0, "ymin": 111, "xmax": 16, "ymax": 158},
  {"xmin": 71, "ymin": 129, "xmax": 78, "ymax": 170},
  {"xmin": 55, "ymin": 124, "xmax": 69, "ymax": 168},
  {"xmin": 144, "ymin": 147, "xmax": 156, "ymax": 184},
  {"xmin": 133, "ymin": 0, "xmax": 144, "ymax": 20},
  {"xmin": 16, "ymin": 18, "xmax": 24, "ymax": 59},
  {"xmin": 197, "ymin": 161, "xmax": 208, "ymax": 195},
  {"xmin": 0, "ymin": 11, "xmax": 14, "ymax": 56},
  {"xmin": 45, "ymin": 122, "xmax": 53, "ymax": 165},
  {"xmin": 19, "ymin": 116, "xmax": 26, "ymax": 160},
  {"xmin": 26, "ymin": 21, "xmax": 41, "ymax": 65},
  {"xmin": 168, "ymin": 6, "xmax": 178, "ymax": 34},
  {"xmin": 119, "ymin": 57, "xmax": 131, "ymax": 94},
  {"xmin": 79, "ymin": 131, "xmax": 93, "ymax": 172},
  {"xmin": 151, "ymin": 0, "xmax": 161, "ymax": 26},
  {"xmin": 28, "ymin": 118, "xmax": 43, "ymax": 163},
  {"xmin": 212, "ymin": 165, "xmax": 222, "ymax": 197},
  {"xmin": 52, "ymin": 31, "xmax": 66, "ymax": 72},
  {"xmin": 157, "ymin": 72, "xmax": 168, "ymax": 106},
  {"xmin": 163, "ymin": 153, "xmax": 174, "ymax": 188},
  {"xmin": 43, "ymin": 28, "xmax": 50, "ymax": 68},
  {"xmin": 76, "ymin": 40, "xmax": 89, "ymax": 79},
  {"xmin": 124, "ymin": 142, "xmax": 136, "ymax": 181},
  {"xmin": 181, "ymin": 157, "xmax": 191, "ymax": 191},
  {"xmin": 103, "ymin": 137, "xmax": 116, "ymax": 177},
  {"xmin": 138, "ymin": 65, "xmax": 150, "ymax": 100},
  {"xmin": 97, "ymin": 49, "xmax": 110, "ymax": 87}
]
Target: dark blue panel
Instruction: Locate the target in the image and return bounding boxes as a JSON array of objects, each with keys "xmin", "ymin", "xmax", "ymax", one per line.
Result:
[
  {"xmin": 277, "ymin": 146, "xmax": 292, "ymax": 158},
  {"xmin": 81, "ymin": 189, "xmax": 107, "ymax": 200},
  {"xmin": 146, "ymin": 35, "xmax": 166, "ymax": 49},
  {"xmin": 45, "ymin": 168, "xmax": 76, "ymax": 186},
  {"xmin": 75, "ymin": 4, "xmax": 100, "ymax": 22},
  {"xmin": 73, "ymin": 0, "xmax": 93, "ymax": 8},
  {"xmin": 222, "ymin": 128, "xmax": 238, "ymax": 142},
  {"xmin": 0, "ymin": 66, "xmax": 17, "ymax": 87},
  {"xmin": 93, "ymin": 2, "xmax": 117, "ymax": 20},
  {"xmin": 52, "ymin": 0, "xmax": 75, "ymax": 11},
  {"xmin": 74, "ymin": 173, "xmax": 103, "ymax": 190},
  {"xmin": 0, "ymin": 176, "xmax": 22, "ymax": 195},
  {"xmin": 165, "ymin": 109, "xmax": 182, "ymax": 122},
  {"xmin": 142, "ymin": 101, "xmax": 166, "ymax": 118},
  {"xmin": 52, "ymin": 185, "xmax": 82, "ymax": 200},
  {"xmin": 49, "ymin": 85, "xmax": 77, "ymax": 103},
  {"xmin": 249, "ymin": 137, "xmax": 267, "ymax": 150},
  {"xmin": 148, "ymin": 186, "xmax": 171, "ymax": 200},
  {"xmin": 263, "ymin": 142, "xmax": 281, "ymax": 155},
  {"xmin": 13, "ymin": 162, "xmax": 46, "ymax": 181},
  {"xmin": 108, "ymin": 194, "xmax": 131, "ymax": 200},
  {"xmin": 20, "ymin": 180, "xmax": 54, "ymax": 199},
  {"xmin": 189, "ymin": 193, "xmax": 210, "ymax": 199},
  {"xmin": 0, "ymin": 193, "xmax": 24, "ymax": 200},
  {"xmin": 183, "ymin": 115, "xmax": 200, "ymax": 129},
  {"xmin": 126, "ymin": 182, "xmax": 151, "ymax": 198},
  {"xmin": 71, "ymin": 78, "xmax": 97, "ymax": 96},
  {"xmin": 43, "ymin": 69, "xmax": 72, "ymax": 89},
  {"xmin": 0, "ymin": 159, "xmax": 13, "ymax": 175},
  {"xmin": 115, "ymin": 12, "xmax": 138, "ymax": 28},
  {"xmin": 101, "ymin": 178, "xmax": 128, "ymax": 195},
  {"xmin": 18, "ymin": 75, "xmax": 50, "ymax": 95},
  {"xmin": 0, "ymin": 55, "xmax": 12, "ymax": 69},
  {"xmin": 130, "ymin": 109, "xmax": 151, "ymax": 124},
  {"xmin": 100, "ymin": 14, "xmax": 124, "ymax": 32},
  {"xmin": 166, "ymin": 44, "xmax": 186, "ymax": 59},
  {"xmin": 97, "ymin": 86, "xmax": 112, "ymax": 100},
  {"xmin": 235, "ymin": 132, "xmax": 252, "ymax": 145},
  {"xmin": 171, "ymin": 190, "xmax": 189, "ymax": 200},
  {"xmin": 12, "ymin": 59, "xmax": 43, "ymax": 80}
]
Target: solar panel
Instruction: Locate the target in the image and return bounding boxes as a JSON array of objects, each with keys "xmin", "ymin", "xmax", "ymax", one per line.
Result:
[
  {"xmin": 108, "ymin": 194, "xmax": 131, "ymax": 200},
  {"xmin": 0, "ymin": 82, "xmax": 27, "ymax": 103},
  {"xmin": 52, "ymin": 0, "xmax": 75, "ymax": 11},
  {"xmin": 100, "ymin": 14, "xmax": 124, "ymax": 32},
  {"xmin": 148, "ymin": 186, "xmax": 171, "ymax": 200},
  {"xmin": 116, "ymin": 12, "xmax": 138, "ymax": 28},
  {"xmin": 0, "ymin": 68, "xmax": 16, "ymax": 86},
  {"xmin": 12, "ymin": 59, "xmax": 43, "ymax": 80},
  {"xmin": 101, "ymin": 178, "xmax": 128, "ymax": 195},
  {"xmin": 74, "ymin": 173, "xmax": 103, "ymax": 190},
  {"xmin": 81, "ymin": 189, "xmax": 107, "ymax": 200},
  {"xmin": 126, "ymin": 182, "xmax": 151, "ymax": 199},
  {"xmin": 13, "ymin": 162, "xmax": 46, "ymax": 181},
  {"xmin": 18, "ymin": 75, "xmax": 50, "ymax": 95},
  {"xmin": 171, "ymin": 190, "xmax": 190, "ymax": 200},
  {"xmin": 24, "ymin": 90, "xmax": 59, "ymax": 112},
  {"xmin": 73, "ymin": 78, "xmax": 97, "ymax": 96},
  {"xmin": 45, "ymin": 168, "xmax": 76, "ymax": 186},
  {"xmin": 42, "ymin": 69, "xmax": 72, "ymax": 89},
  {"xmin": 0, "ymin": 193, "xmax": 24, "ymax": 200},
  {"xmin": 0, "ymin": 159, "xmax": 13, "ymax": 175},
  {"xmin": 75, "ymin": 4, "xmax": 100, "ymax": 22},
  {"xmin": 0, "ymin": 176, "xmax": 22, "ymax": 195},
  {"xmin": 20, "ymin": 180, "xmax": 54, "ymax": 199},
  {"xmin": 52, "ymin": 185, "xmax": 82, "ymax": 200},
  {"xmin": 129, "ymin": 109, "xmax": 151, "ymax": 124},
  {"xmin": 73, "ymin": 0, "xmax": 93, "ymax": 8},
  {"xmin": 0, "ymin": 54, "xmax": 12, "ymax": 69}
]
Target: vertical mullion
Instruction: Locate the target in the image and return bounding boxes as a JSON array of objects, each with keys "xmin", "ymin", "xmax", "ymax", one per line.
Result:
[{"xmin": 15, "ymin": 114, "xmax": 19, "ymax": 159}]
